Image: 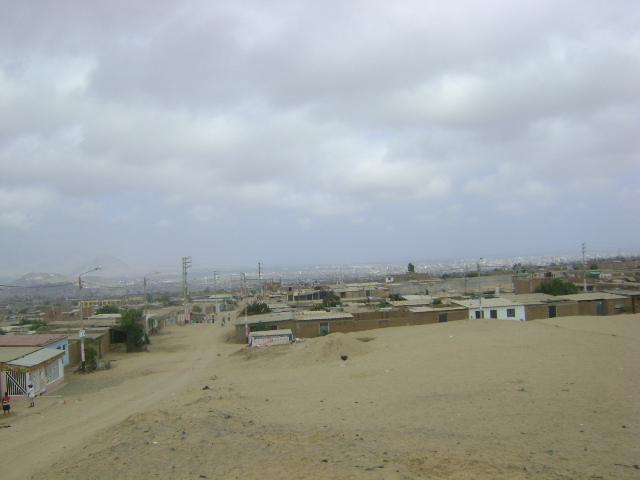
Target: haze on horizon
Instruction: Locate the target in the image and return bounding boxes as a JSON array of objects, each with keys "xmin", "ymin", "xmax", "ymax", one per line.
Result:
[{"xmin": 1, "ymin": 1, "xmax": 639, "ymax": 278}]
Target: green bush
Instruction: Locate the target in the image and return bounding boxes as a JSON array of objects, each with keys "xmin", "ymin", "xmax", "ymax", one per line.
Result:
[
  {"xmin": 309, "ymin": 304, "xmax": 329, "ymax": 311},
  {"xmin": 242, "ymin": 302, "xmax": 271, "ymax": 316},
  {"xmin": 95, "ymin": 305, "xmax": 119, "ymax": 314},
  {"xmin": 84, "ymin": 338, "xmax": 99, "ymax": 371},
  {"xmin": 533, "ymin": 278, "xmax": 579, "ymax": 296},
  {"xmin": 250, "ymin": 322, "xmax": 272, "ymax": 332}
]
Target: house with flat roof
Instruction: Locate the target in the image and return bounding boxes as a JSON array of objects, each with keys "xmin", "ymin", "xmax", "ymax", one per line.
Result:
[
  {"xmin": 235, "ymin": 310, "xmax": 354, "ymax": 343},
  {"xmin": 0, "ymin": 334, "xmax": 70, "ymax": 365},
  {"xmin": 558, "ymin": 292, "xmax": 632, "ymax": 316},
  {"xmin": 500, "ymin": 293, "xmax": 580, "ymax": 320},
  {"xmin": 0, "ymin": 346, "xmax": 65, "ymax": 397},
  {"xmin": 452, "ymin": 297, "xmax": 526, "ymax": 321}
]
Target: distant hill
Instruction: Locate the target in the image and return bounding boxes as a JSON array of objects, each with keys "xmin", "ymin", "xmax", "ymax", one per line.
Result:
[
  {"xmin": 72, "ymin": 253, "xmax": 137, "ymax": 278},
  {"xmin": 11, "ymin": 272, "xmax": 74, "ymax": 286}
]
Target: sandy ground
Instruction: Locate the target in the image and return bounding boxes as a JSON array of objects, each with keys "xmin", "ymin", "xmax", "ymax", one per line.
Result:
[{"xmin": 1, "ymin": 312, "xmax": 638, "ymax": 480}]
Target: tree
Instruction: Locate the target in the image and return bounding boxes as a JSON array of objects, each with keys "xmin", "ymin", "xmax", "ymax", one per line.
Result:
[
  {"xmin": 533, "ymin": 278, "xmax": 579, "ymax": 296},
  {"xmin": 20, "ymin": 318, "xmax": 45, "ymax": 331},
  {"xmin": 408, "ymin": 263, "xmax": 415, "ymax": 273},
  {"xmin": 243, "ymin": 302, "xmax": 271, "ymax": 316},
  {"xmin": 156, "ymin": 295, "xmax": 176, "ymax": 306},
  {"xmin": 117, "ymin": 308, "xmax": 146, "ymax": 352},
  {"xmin": 95, "ymin": 305, "xmax": 119, "ymax": 314},
  {"xmin": 322, "ymin": 291, "xmax": 341, "ymax": 308},
  {"xmin": 389, "ymin": 293, "xmax": 406, "ymax": 301}
]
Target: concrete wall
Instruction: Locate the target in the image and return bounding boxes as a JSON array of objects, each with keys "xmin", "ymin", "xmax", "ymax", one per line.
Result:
[
  {"xmin": 391, "ymin": 274, "xmax": 514, "ymax": 296},
  {"xmin": 67, "ymin": 331, "xmax": 111, "ymax": 368}
]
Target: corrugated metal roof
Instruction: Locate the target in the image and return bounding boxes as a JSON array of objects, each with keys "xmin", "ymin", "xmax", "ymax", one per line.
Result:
[
  {"xmin": 408, "ymin": 306, "xmax": 467, "ymax": 313},
  {"xmin": 453, "ymin": 298, "xmax": 523, "ymax": 308},
  {"xmin": 4, "ymin": 348, "xmax": 64, "ymax": 368},
  {"xmin": 501, "ymin": 293, "xmax": 569, "ymax": 304},
  {"xmin": 561, "ymin": 292, "xmax": 630, "ymax": 301},
  {"xmin": 0, "ymin": 334, "xmax": 68, "ymax": 347},
  {"xmin": 236, "ymin": 311, "xmax": 354, "ymax": 325},
  {"xmin": 0, "ymin": 347, "xmax": 41, "ymax": 363}
]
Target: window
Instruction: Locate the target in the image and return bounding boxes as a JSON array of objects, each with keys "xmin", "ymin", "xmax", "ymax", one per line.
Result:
[
  {"xmin": 507, "ymin": 308, "xmax": 516, "ymax": 318},
  {"xmin": 438, "ymin": 313, "xmax": 448, "ymax": 323},
  {"xmin": 474, "ymin": 310, "xmax": 484, "ymax": 319},
  {"xmin": 490, "ymin": 310, "xmax": 498, "ymax": 319}
]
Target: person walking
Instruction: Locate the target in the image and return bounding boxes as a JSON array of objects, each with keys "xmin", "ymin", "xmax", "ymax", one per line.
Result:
[
  {"xmin": 2, "ymin": 392, "xmax": 9, "ymax": 415},
  {"xmin": 27, "ymin": 384, "xmax": 35, "ymax": 407}
]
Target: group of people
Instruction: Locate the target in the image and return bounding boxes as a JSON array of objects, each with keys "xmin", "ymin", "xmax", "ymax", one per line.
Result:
[{"xmin": 2, "ymin": 384, "xmax": 36, "ymax": 415}]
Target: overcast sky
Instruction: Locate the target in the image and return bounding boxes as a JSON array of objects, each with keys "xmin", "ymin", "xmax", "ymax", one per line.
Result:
[{"xmin": 1, "ymin": 0, "xmax": 639, "ymax": 277}]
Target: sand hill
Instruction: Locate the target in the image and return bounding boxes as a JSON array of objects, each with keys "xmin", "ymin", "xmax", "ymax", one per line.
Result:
[{"xmin": 1, "ymin": 314, "xmax": 638, "ymax": 479}]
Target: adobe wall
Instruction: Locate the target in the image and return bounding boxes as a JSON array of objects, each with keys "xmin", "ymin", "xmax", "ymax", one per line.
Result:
[
  {"xmin": 604, "ymin": 297, "xmax": 632, "ymax": 314},
  {"xmin": 234, "ymin": 309, "xmax": 469, "ymax": 343},
  {"xmin": 525, "ymin": 302, "xmax": 580, "ymax": 320}
]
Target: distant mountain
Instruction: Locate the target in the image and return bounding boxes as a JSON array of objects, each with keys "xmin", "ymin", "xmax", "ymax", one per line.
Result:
[
  {"xmin": 12, "ymin": 272, "xmax": 75, "ymax": 286},
  {"xmin": 73, "ymin": 253, "xmax": 137, "ymax": 278}
]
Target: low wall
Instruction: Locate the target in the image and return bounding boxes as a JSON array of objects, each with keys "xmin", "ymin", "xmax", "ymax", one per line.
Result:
[{"xmin": 235, "ymin": 309, "xmax": 469, "ymax": 343}]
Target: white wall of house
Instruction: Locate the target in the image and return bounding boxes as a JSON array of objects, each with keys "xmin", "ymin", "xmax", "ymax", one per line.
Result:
[{"xmin": 469, "ymin": 305, "xmax": 526, "ymax": 321}]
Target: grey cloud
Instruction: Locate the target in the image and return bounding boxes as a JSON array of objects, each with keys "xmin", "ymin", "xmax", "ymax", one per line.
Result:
[{"xmin": 0, "ymin": 0, "xmax": 638, "ymax": 275}]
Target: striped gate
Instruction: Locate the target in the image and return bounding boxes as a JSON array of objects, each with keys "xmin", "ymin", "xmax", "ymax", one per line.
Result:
[{"xmin": 6, "ymin": 370, "xmax": 28, "ymax": 396}]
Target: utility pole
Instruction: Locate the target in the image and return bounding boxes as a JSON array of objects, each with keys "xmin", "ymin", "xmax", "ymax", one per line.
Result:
[
  {"xmin": 182, "ymin": 256, "xmax": 192, "ymax": 320},
  {"xmin": 243, "ymin": 272, "xmax": 249, "ymax": 340},
  {"xmin": 582, "ymin": 243, "xmax": 587, "ymax": 292},
  {"xmin": 213, "ymin": 270, "xmax": 218, "ymax": 315},
  {"xmin": 477, "ymin": 258, "xmax": 483, "ymax": 310},
  {"xmin": 258, "ymin": 262, "xmax": 262, "ymax": 300},
  {"xmin": 143, "ymin": 272, "xmax": 161, "ymax": 333},
  {"xmin": 78, "ymin": 266, "xmax": 101, "ymax": 374}
]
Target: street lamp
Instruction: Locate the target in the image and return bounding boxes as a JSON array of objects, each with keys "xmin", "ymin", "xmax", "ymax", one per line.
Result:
[
  {"xmin": 78, "ymin": 266, "xmax": 101, "ymax": 373},
  {"xmin": 143, "ymin": 272, "xmax": 161, "ymax": 334}
]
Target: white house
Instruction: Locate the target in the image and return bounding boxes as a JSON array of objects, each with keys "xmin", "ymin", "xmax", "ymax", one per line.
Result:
[
  {"xmin": 0, "ymin": 347, "xmax": 65, "ymax": 397},
  {"xmin": 453, "ymin": 298, "xmax": 526, "ymax": 321}
]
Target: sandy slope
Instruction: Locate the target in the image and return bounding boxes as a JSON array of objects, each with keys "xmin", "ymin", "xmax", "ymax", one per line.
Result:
[{"xmin": 1, "ymin": 314, "xmax": 638, "ymax": 480}]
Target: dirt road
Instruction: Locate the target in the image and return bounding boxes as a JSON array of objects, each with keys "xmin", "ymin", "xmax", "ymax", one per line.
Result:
[{"xmin": 1, "ymin": 317, "xmax": 238, "ymax": 480}]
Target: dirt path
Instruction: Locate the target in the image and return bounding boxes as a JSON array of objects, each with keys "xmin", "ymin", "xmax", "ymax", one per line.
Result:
[{"xmin": 0, "ymin": 318, "xmax": 237, "ymax": 480}]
